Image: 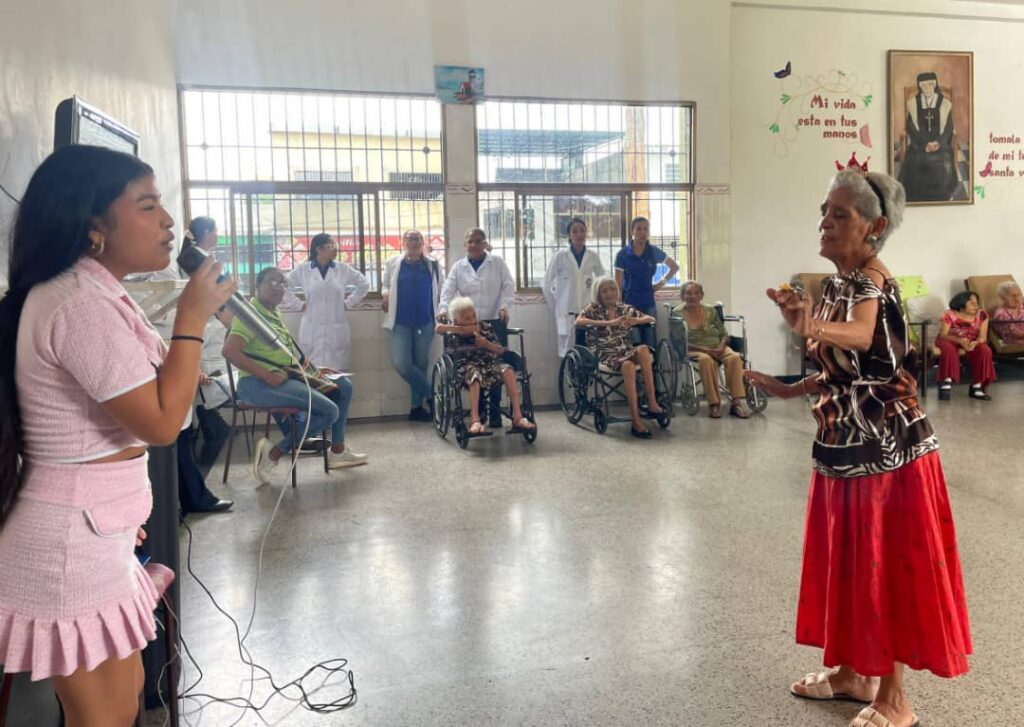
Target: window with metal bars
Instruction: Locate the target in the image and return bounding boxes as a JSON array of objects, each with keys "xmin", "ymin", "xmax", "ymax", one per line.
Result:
[
  {"xmin": 476, "ymin": 99, "xmax": 694, "ymax": 291},
  {"xmin": 179, "ymin": 88, "xmax": 445, "ymax": 294}
]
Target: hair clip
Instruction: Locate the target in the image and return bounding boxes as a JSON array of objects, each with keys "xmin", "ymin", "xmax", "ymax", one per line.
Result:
[{"xmin": 835, "ymin": 151, "xmax": 870, "ymax": 174}]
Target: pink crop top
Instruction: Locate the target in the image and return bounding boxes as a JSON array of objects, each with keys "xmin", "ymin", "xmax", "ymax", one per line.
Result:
[{"xmin": 15, "ymin": 257, "xmax": 169, "ymax": 463}]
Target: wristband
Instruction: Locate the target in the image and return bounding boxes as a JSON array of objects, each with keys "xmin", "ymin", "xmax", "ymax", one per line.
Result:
[{"xmin": 171, "ymin": 335, "xmax": 204, "ymax": 343}]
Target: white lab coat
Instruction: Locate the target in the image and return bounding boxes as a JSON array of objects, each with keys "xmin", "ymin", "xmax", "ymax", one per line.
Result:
[
  {"xmin": 438, "ymin": 253, "xmax": 515, "ymax": 320},
  {"xmin": 542, "ymin": 247, "xmax": 606, "ymax": 357},
  {"xmin": 283, "ymin": 261, "xmax": 369, "ymax": 370},
  {"xmin": 380, "ymin": 254, "xmax": 444, "ymax": 330},
  {"xmin": 196, "ymin": 317, "xmax": 230, "ymax": 409}
]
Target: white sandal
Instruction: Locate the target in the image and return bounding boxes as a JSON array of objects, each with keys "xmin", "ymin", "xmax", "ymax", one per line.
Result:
[
  {"xmin": 849, "ymin": 706, "xmax": 920, "ymax": 727},
  {"xmin": 790, "ymin": 671, "xmax": 871, "ymax": 704}
]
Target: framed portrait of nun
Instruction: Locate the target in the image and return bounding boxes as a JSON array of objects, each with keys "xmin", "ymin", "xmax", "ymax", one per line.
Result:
[{"xmin": 888, "ymin": 50, "xmax": 974, "ymax": 205}]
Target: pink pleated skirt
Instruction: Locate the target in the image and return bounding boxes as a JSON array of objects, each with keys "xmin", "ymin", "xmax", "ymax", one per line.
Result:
[{"xmin": 0, "ymin": 455, "xmax": 168, "ymax": 681}]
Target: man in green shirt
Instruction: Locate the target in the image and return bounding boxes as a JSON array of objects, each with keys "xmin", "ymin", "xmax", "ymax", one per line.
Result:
[{"xmin": 222, "ymin": 267, "xmax": 368, "ymax": 483}]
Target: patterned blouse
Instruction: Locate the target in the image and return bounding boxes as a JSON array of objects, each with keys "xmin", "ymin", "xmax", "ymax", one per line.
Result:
[
  {"xmin": 579, "ymin": 302, "xmax": 645, "ymax": 371},
  {"xmin": 941, "ymin": 309, "xmax": 987, "ymax": 342},
  {"xmin": 992, "ymin": 306, "xmax": 1024, "ymax": 344},
  {"xmin": 808, "ymin": 271, "xmax": 938, "ymax": 479}
]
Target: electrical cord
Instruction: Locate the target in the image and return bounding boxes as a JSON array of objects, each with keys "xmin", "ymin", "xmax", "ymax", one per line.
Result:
[{"xmin": 155, "ymin": 357, "xmax": 357, "ymax": 723}]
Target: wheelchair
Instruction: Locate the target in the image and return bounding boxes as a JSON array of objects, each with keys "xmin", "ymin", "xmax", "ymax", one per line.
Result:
[
  {"xmin": 557, "ymin": 321, "xmax": 674, "ymax": 433},
  {"xmin": 660, "ymin": 303, "xmax": 768, "ymax": 416},
  {"xmin": 431, "ymin": 319, "xmax": 538, "ymax": 449}
]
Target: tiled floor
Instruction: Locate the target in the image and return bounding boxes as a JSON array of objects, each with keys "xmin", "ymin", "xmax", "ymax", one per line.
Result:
[{"xmin": 153, "ymin": 380, "xmax": 1024, "ymax": 726}]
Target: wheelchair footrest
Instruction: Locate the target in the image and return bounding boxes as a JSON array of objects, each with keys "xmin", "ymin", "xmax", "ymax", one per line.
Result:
[{"xmin": 505, "ymin": 426, "xmax": 535, "ymax": 435}]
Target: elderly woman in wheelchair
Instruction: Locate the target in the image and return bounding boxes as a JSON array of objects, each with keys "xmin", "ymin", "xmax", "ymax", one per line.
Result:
[
  {"xmin": 669, "ymin": 281, "xmax": 751, "ymax": 419},
  {"xmin": 435, "ymin": 296, "xmax": 536, "ymax": 437},
  {"xmin": 575, "ymin": 276, "xmax": 667, "ymax": 439}
]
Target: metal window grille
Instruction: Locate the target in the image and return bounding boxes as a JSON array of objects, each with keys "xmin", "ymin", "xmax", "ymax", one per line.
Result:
[
  {"xmin": 476, "ymin": 98, "xmax": 694, "ymax": 291},
  {"xmin": 180, "ymin": 87, "xmax": 445, "ymax": 293}
]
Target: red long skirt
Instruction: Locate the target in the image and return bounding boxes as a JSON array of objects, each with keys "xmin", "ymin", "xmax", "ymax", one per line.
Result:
[{"xmin": 795, "ymin": 451, "xmax": 972, "ymax": 678}]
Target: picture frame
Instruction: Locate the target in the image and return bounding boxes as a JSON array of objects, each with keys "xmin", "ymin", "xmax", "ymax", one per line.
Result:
[
  {"xmin": 888, "ymin": 50, "xmax": 973, "ymax": 205},
  {"xmin": 434, "ymin": 65, "xmax": 485, "ymax": 105}
]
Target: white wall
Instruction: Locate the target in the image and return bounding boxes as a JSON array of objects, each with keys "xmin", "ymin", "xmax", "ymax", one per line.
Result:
[
  {"xmin": 174, "ymin": 0, "xmax": 734, "ymax": 414},
  {"xmin": 0, "ymin": 0, "xmax": 183, "ymax": 281},
  {"xmin": 731, "ymin": 0, "xmax": 1024, "ymax": 374}
]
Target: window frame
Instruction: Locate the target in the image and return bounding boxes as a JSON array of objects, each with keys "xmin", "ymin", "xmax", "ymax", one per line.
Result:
[
  {"xmin": 177, "ymin": 84, "xmax": 446, "ymax": 296},
  {"xmin": 474, "ymin": 95, "xmax": 697, "ymax": 293}
]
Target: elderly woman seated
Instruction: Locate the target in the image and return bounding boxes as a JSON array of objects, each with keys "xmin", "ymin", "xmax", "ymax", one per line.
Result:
[
  {"xmin": 669, "ymin": 281, "xmax": 750, "ymax": 419},
  {"xmin": 936, "ymin": 290, "xmax": 996, "ymax": 401},
  {"xmin": 435, "ymin": 296, "xmax": 535, "ymax": 435},
  {"xmin": 992, "ymin": 280, "xmax": 1024, "ymax": 346},
  {"xmin": 577, "ymin": 276, "xmax": 666, "ymax": 439}
]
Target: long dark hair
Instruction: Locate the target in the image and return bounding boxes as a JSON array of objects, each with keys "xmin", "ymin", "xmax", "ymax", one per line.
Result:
[{"xmin": 0, "ymin": 145, "xmax": 153, "ymax": 525}]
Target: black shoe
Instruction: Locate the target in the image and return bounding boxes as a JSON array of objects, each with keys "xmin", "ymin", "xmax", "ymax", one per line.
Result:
[
  {"xmin": 631, "ymin": 426, "xmax": 653, "ymax": 440},
  {"xmin": 408, "ymin": 406, "xmax": 432, "ymax": 422},
  {"xmin": 969, "ymin": 386, "xmax": 991, "ymax": 401},
  {"xmin": 196, "ymin": 499, "xmax": 234, "ymax": 513},
  {"xmin": 938, "ymin": 379, "xmax": 952, "ymax": 401}
]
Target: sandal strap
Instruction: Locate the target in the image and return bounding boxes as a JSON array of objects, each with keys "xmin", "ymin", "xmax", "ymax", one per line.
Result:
[
  {"xmin": 849, "ymin": 707, "xmax": 895, "ymax": 727},
  {"xmin": 796, "ymin": 671, "xmax": 834, "ymax": 699}
]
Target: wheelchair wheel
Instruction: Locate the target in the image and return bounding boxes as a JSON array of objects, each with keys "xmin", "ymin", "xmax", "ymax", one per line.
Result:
[
  {"xmin": 522, "ymin": 417, "xmax": 538, "ymax": 443},
  {"xmin": 431, "ymin": 360, "xmax": 451, "ymax": 437},
  {"xmin": 680, "ymin": 364, "xmax": 700, "ymax": 416},
  {"xmin": 454, "ymin": 420, "xmax": 470, "ymax": 449},
  {"xmin": 558, "ymin": 350, "xmax": 588, "ymax": 424},
  {"xmin": 593, "ymin": 408, "xmax": 608, "ymax": 434},
  {"xmin": 655, "ymin": 339, "xmax": 679, "ymax": 407},
  {"xmin": 745, "ymin": 377, "xmax": 768, "ymax": 413},
  {"xmin": 655, "ymin": 412, "xmax": 671, "ymax": 429}
]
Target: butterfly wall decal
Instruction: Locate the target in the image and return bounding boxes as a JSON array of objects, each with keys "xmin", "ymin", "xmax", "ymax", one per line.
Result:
[{"xmin": 773, "ymin": 61, "xmax": 792, "ymax": 79}]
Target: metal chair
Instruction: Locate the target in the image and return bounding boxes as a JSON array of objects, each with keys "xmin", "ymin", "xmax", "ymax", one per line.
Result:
[{"xmin": 222, "ymin": 363, "xmax": 329, "ymax": 488}]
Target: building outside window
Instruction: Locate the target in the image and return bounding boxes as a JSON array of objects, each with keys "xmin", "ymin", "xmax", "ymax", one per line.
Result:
[
  {"xmin": 180, "ymin": 88, "xmax": 445, "ymax": 293},
  {"xmin": 476, "ymin": 99, "xmax": 694, "ymax": 290}
]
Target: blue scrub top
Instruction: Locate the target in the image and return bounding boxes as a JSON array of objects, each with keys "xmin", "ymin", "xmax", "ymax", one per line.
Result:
[{"xmin": 614, "ymin": 243, "xmax": 666, "ymax": 309}]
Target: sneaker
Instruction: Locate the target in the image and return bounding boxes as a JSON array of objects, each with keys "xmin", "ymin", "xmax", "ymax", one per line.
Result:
[
  {"xmin": 253, "ymin": 437, "xmax": 280, "ymax": 484},
  {"xmin": 327, "ymin": 447, "xmax": 369, "ymax": 469}
]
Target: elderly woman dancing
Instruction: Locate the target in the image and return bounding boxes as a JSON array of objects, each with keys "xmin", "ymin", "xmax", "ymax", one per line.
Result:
[
  {"xmin": 745, "ymin": 160, "xmax": 971, "ymax": 727},
  {"xmin": 577, "ymin": 276, "xmax": 666, "ymax": 439}
]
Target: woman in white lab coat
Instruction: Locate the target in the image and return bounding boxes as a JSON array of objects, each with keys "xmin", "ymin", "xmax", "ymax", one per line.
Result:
[
  {"xmin": 542, "ymin": 217, "xmax": 605, "ymax": 357},
  {"xmin": 284, "ymin": 233, "xmax": 369, "ymax": 370}
]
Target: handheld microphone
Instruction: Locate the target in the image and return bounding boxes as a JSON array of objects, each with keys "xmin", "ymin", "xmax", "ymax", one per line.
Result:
[{"xmin": 176, "ymin": 245, "xmax": 291, "ymax": 354}]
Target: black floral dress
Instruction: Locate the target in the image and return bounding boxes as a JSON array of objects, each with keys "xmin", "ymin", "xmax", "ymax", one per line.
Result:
[
  {"xmin": 579, "ymin": 302, "xmax": 644, "ymax": 371},
  {"xmin": 456, "ymin": 321, "xmax": 510, "ymax": 391}
]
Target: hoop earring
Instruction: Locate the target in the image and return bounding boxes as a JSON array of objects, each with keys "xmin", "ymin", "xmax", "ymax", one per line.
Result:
[{"xmin": 90, "ymin": 239, "xmax": 105, "ymax": 257}]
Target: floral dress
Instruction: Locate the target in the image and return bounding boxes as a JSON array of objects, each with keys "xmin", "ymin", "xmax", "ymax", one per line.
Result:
[
  {"xmin": 455, "ymin": 320, "xmax": 510, "ymax": 391},
  {"xmin": 579, "ymin": 302, "xmax": 644, "ymax": 371}
]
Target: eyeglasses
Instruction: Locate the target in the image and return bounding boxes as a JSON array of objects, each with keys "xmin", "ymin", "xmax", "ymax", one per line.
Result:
[{"xmin": 262, "ymin": 278, "xmax": 287, "ymax": 288}]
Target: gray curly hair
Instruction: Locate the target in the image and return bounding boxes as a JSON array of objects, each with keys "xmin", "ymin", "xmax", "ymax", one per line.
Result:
[
  {"xmin": 996, "ymin": 280, "xmax": 1021, "ymax": 301},
  {"xmin": 827, "ymin": 170, "xmax": 906, "ymax": 251},
  {"xmin": 591, "ymin": 275, "xmax": 620, "ymax": 305}
]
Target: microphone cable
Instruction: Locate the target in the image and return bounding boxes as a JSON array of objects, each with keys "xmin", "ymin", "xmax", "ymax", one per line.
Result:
[{"xmin": 155, "ymin": 357, "xmax": 357, "ymax": 724}]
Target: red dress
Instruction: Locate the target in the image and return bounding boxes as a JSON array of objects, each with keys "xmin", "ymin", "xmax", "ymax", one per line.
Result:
[{"xmin": 796, "ymin": 271, "xmax": 971, "ymax": 677}]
